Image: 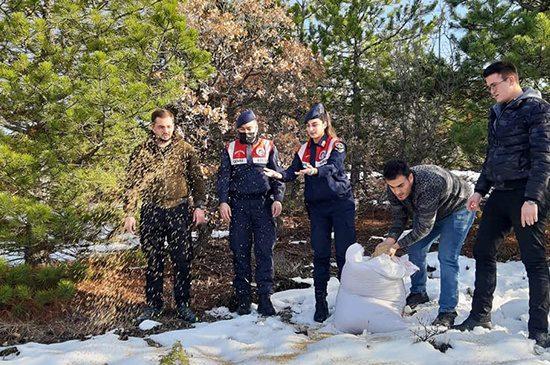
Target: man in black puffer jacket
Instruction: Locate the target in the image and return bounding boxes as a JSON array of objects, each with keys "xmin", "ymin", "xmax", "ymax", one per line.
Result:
[{"xmin": 454, "ymin": 61, "xmax": 550, "ymax": 348}]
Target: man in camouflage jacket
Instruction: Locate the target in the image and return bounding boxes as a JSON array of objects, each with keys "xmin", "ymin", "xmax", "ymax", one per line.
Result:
[{"xmin": 123, "ymin": 108, "xmax": 206, "ymax": 323}]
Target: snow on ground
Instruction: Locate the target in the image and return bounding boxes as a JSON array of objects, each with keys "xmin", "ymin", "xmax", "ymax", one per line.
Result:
[
  {"xmin": 1, "ymin": 231, "xmax": 232, "ymax": 265},
  {"xmin": 2, "ymin": 252, "xmax": 549, "ymax": 364},
  {"xmin": 210, "ymin": 230, "xmax": 230, "ymax": 239},
  {"xmin": 451, "ymin": 170, "xmax": 480, "ymax": 190},
  {"xmin": 139, "ymin": 320, "xmax": 162, "ymax": 331}
]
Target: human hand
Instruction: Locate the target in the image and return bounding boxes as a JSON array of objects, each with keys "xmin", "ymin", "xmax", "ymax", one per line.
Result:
[
  {"xmin": 272, "ymin": 201, "xmax": 282, "ymax": 217},
  {"xmin": 295, "ymin": 162, "xmax": 317, "ymax": 176},
  {"xmin": 123, "ymin": 216, "xmax": 136, "ymax": 234},
  {"xmin": 193, "ymin": 208, "xmax": 207, "ymax": 226},
  {"xmin": 521, "ymin": 201, "xmax": 538, "ymax": 227},
  {"xmin": 466, "ymin": 192, "xmax": 482, "ymax": 212},
  {"xmin": 219, "ymin": 203, "xmax": 232, "ymax": 222},
  {"xmin": 263, "ymin": 167, "xmax": 283, "ymax": 180}
]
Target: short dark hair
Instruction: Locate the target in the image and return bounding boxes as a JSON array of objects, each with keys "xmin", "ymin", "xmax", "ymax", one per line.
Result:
[
  {"xmin": 383, "ymin": 160, "xmax": 411, "ymax": 180},
  {"xmin": 151, "ymin": 108, "xmax": 174, "ymax": 125},
  {"xmin": 482, "ymin": 61, "xmax": 519, "ymax": 79}
]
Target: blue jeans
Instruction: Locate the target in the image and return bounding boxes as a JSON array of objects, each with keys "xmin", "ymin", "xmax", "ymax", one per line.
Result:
[{"xmin": 408, "ymin": 208, "xmax": 475, "ymax": 313}]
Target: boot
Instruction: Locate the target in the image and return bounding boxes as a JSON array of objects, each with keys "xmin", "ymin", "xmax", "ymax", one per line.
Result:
[
  {"xmin": 451, "ymin": 315, "xmax": 492, "ymax": 331},
  {"xmin": 529, "ymin": 332, "xmax": 550, "ymax": 348},
  {"xmin": 177, "ymin": 303, "xmax": 197, "ymax": 323},
  {"xmin": 406, "ymin": 292, "xmax": 430, "ymax": 309},
  {"xmin": 236, "ymin": 295, "xmax": 252, "ymax": 315},
  {"xmin": 136, "ymin": 306, "xmax": 162, "ymax": 323},
  {"xmin": 313, "ymin": 293, "xmax": 329, "ymax": 323},
  {"xmin": 431, "ymin": 311, "xmax": 457, "ymax": 327},
  {"xmin": 257, "ymin": 294, "xmax": 276, "ymax": 316}
]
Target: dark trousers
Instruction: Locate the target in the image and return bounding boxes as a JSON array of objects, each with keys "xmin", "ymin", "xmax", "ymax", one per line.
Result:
[
  {"xmin": 471, "ymin": 188, "xmax": 549, "ymax": 335},
  {"xmin": 307, "ymin": 196, "xmax": 356, "ymax": 295},
  {"xmin": 229, "ymin": 197, "xmax": 276, "ymax": 297},
  {"xmin": 140, "ymin": 202, "xmax": 192, "ymax": 309}
]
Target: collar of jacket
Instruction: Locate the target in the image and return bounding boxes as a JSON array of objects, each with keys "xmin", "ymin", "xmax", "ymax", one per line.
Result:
[
  {"xmin": 491, "ymin": 87, "xmax": 543, "ymax": 116},
  {"xmin": 310, "ymin": 134, "xmax": 328, "ymax": 147},
  {"xmin": 145, "ymin": 132, "xmax": 183, "ymax": 153}
]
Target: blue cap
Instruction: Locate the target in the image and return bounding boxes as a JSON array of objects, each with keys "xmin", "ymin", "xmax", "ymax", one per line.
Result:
[
  {"xmin": 304, "ymin": 103, "xmax": 325, "ymax": 122},
  {"xmin": 236, "ymin": 110, "xmax": 256, "ymax": 128}
]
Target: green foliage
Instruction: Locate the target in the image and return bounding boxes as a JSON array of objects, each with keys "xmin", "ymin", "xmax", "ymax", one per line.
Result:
[
  {"xmin": 294, "ymin": 0, "xmax": 447, "ymax": 173},
  {"xmin": 0, "ymin": 261, "xmax": 85, "ymax": 317},
  {"xmin": 61, "ymin": 261, "xmax": 89, "ymax": 282},
  {"xmin": 10, "ymin": 302, "xmax": 28, "ymax": 318},
  {"xmin": 450, "ymin": 106, "xmax": 488, "ymax": 166},
  {"xmin": 13, "ymin": 284, "xmax": 32, "ymax": 301},
  {"xmin": 0, "ymin": 192, "xmax": 54, "ymax": 260},
  {"xmin": 36, "ymin": 266, "xmax": 66, "ymax": 289},
  {"xmin": 448, "ymin": 0, "xmax": 549, "ymax": 93},
  {"xmin": 5, "ymin": 263, "xmax": 32, "ymax": 286},
  {"xmin": 445, "ymin": 0, "xmax": 550, "ymax": 163},
  {"xmin": 35, "ymin": 289, "xmax": 58, "ymax": 307},
  {"xmin": 0, "ymin": 285, "xmax": 14, "ymax": 305},
  {"xmin": 0, "ymin": 0, "xmax": 213, "ymax": 263},
  {"xmin": 56, "ymin": 279, "xmax": 76, "ymax": 301},
  {"xmin": 159, "ymin": 341, "xmax": 190, "ymax": 365},
  {"xmin": 0, "ymin": 258, "xmax": 8, "ymax": 282},
  {"xmin": 367, "ymin": 49, "xmax": 467, "ymax": 167}
]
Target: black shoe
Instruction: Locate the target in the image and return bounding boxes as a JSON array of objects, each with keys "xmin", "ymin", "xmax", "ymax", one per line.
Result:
[
  {"xmin": 313, "ymin": 296, "xmax": 329, "ymax": 323},
  {"xmin": 257, "ymin": 294, "xmax": 276, "ymax": 316},
  {"xmin": 451, "ymin": 315, "xmax": 492, "ymax": 331},
  {"xmin": 136, "ymin": 306, "xmax": 162, "ymax": 322},
  {"xmin": 236, "ymin": 296, "xmax": 252, "ymax": 315},
  {"xmin": 406, "ymin": 292, "xmax": 430, "ymax": 309},
  {"xmin": 529, "ymin": 332, "xmax": 550, "ymax": 348},
  {"xmin": 431, "ymin": 311, "xmax": 457, "ymax": 327},
  {"xmin": 177, "ymin": 303, "xmax": 197, "ymax": 323}
]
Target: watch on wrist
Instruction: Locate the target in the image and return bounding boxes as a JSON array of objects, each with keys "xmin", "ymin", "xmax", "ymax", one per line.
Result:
[{"xmin": 526, "ymin": 200, "xmax": 537, "ymax": 206}]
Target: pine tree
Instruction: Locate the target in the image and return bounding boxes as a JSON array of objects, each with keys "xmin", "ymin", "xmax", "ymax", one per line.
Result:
[
  {"xmin": 294, "ymin": 0, "xmax": 438, "ymax": 176},
  {"xmin": 446, "ymin": 0, "xmax": 549, "ymax": 164},
  {"xmin": 0, "ymin": 0, "xmax": 213, "ymax": 263}
]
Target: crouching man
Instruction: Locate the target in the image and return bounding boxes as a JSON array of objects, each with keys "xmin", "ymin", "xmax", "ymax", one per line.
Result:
[{"xmin": 376, "ymin": 160, "xmax": 475, "ymax": 327}]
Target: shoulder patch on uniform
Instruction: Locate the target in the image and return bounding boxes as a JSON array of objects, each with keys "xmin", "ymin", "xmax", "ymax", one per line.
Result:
[{"xmin": 335, "ymin": 142, "xmax": 345, "ymax": 153}]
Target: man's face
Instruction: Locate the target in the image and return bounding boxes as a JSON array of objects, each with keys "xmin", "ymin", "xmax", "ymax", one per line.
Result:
[
  {"xmin": 237, "ymin": 120, "xmax": 258, "ymax": 135},
  {"xmin": 386, "ymin": 173, "xmax": 414, "ymax": 201},
  {"xmin": 485, "ymin": 73, "xmax": 515, "ymax": 103},
  {"xmin": 152, "ymin": 116, "xmax": 174, "ymax": 141}
]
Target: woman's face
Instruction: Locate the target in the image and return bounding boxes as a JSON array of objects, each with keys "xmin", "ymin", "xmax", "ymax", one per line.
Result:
[{"xmin": 306, "ymin": 118, "xmax": 326, "ymax": 140}]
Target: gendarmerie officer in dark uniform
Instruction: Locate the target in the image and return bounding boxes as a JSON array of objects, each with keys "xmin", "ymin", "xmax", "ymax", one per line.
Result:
[
  {"xmin": 264, "ymin": 103, "xmax": 356, "ymax": 323},
  {"xmin": 217, "ymin": 110, "xmax": 285, "ymax": 316}
]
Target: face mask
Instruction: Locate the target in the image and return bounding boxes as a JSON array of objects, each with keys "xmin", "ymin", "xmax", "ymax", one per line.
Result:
[{"xmin": 238, "ymin": 130, "xmax": 258, "ymax": 144}]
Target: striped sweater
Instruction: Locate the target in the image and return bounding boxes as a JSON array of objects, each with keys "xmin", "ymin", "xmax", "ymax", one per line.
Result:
[{"xmin": 386, "ymin": 165, "xmax": 472, "ymax": 248}]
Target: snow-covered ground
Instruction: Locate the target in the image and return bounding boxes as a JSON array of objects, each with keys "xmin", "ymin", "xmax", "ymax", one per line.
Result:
[
  {"xmin": 2, "ymin": 252, "xmax": 549, "ymax": 364},
  {"xmin": 0, "ymin": 231, "xmax": 231, "ymax": 265}
]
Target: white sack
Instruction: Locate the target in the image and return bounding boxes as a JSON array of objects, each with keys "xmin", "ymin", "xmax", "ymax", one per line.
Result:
[{"xmin": 334, "ymin": 243, "xmax": 418, "ymax": 334}]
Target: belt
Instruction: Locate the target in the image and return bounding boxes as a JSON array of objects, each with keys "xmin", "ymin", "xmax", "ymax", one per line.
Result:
[
  {"xmin": 494, "ymin": 178, "xmax": 528, "ymax": 191},
  {"xmin": 230, "ymin": 192, "xmax": 269, "ymax": 200}
]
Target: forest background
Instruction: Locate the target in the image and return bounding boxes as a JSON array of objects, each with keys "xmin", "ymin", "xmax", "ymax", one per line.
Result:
[{"xmin": 0, "ymin": 0, "xmax": 548, "ymax": 263}]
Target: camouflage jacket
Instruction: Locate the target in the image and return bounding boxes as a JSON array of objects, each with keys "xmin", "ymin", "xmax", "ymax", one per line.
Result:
[{"xmin": 123, "ymin": 133, "xmax": 206, "ymax": 216}]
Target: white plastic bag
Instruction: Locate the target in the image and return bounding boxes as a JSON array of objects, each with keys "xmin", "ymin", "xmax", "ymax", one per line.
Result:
[{"xmin": 334, "ymin": 243, "xmax": 418, "ymax": 334}]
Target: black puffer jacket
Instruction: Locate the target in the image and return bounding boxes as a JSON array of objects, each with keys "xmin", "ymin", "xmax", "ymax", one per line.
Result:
[{"xmin": 475, "ymin": 88, "xmax": 550, "ymax": 203}]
